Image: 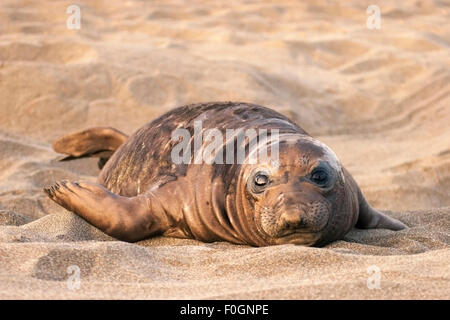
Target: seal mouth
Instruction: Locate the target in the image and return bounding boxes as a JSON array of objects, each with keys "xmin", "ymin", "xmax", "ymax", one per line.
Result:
[
  {"xmin": 277, "ymin": 228, "xmax": 320, "ymax": 237},
  {"xmin": 273, "ymin": 208, "xmax": 330, "ymax": 246},
  {"xmin": 274, "ymin": 231, "xmax": 321, "ymax": 245}
]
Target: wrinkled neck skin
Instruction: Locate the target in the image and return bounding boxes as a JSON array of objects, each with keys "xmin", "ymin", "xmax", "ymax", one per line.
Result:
[
  {"xmin": 148, "ymin": 163, "xmax": 248, "ymax": 245},
  {"xmin": 145, "ymin": 161, "xmax": 268, "ymax": 245}
]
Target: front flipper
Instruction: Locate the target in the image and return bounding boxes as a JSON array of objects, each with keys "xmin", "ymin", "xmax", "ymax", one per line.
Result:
[
  {"xmin": 43, "ymin": 180, "xmax": 165, "ymax": 242},
  {"xmin": 355, "ymin": 188, "xmax": 407, "ymax": 230}
]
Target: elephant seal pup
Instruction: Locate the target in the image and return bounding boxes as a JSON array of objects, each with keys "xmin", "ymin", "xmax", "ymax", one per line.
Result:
[{"xmin": 44, "ymin": 102, "xmax": 406, "ymax": 246}]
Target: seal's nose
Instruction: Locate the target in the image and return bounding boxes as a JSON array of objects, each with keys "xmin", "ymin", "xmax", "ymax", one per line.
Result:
[{"xmin": 280, "ymin": 210, "xmax": 306, "ymax": 229}]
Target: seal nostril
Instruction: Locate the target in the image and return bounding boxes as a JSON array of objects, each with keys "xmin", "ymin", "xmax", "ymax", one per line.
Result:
[{"xmin": 281, "ymin": 211, "xmax": 305, "ymax": 229}]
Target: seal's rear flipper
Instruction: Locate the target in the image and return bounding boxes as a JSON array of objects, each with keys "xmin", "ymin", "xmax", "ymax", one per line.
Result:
[
  {"xmin": 52, "ymin": 127, "xmax": 128, "ymax": 169},
  {"xmin": 355, "ymin": 188, "xmax": 407, "ymax": 230},
  {"xmin": 43, "ymin": 180, "xmax": 164, "ymax": 242}
]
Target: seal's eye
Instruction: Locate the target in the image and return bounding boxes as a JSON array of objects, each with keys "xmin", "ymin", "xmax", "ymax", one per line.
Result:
[
  {"xmin": 249, "ymin": 171, "xmax": 270, "ymax": 194},
  {"xmin": 310, "ymin": 169, "xmax": 329, "ymax": 186},
  {"xmin": 255, "ymin": 173, "xmax": 269, "ymax": 186}
]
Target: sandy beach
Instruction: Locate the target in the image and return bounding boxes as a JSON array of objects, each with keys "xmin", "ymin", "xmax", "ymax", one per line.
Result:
[{"xmin": 0, "ymin": 0, "xmax": 449, "ymax": 299}]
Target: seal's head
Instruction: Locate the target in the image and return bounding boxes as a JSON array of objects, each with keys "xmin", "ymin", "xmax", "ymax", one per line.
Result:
[{"xmin": 238, "ymin": 134, "xmax": 358, "ymax": 246}]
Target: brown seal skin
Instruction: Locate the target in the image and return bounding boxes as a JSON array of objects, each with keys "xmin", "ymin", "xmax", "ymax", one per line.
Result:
[{"xmin": 44, "ymin": 102, "xmax": 406, "ymax": 246}]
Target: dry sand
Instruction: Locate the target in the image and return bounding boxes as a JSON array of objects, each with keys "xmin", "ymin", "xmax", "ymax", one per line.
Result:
[{"xmin": 0, "ymin": 0, "xmax": 449, "ymax": 299}]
